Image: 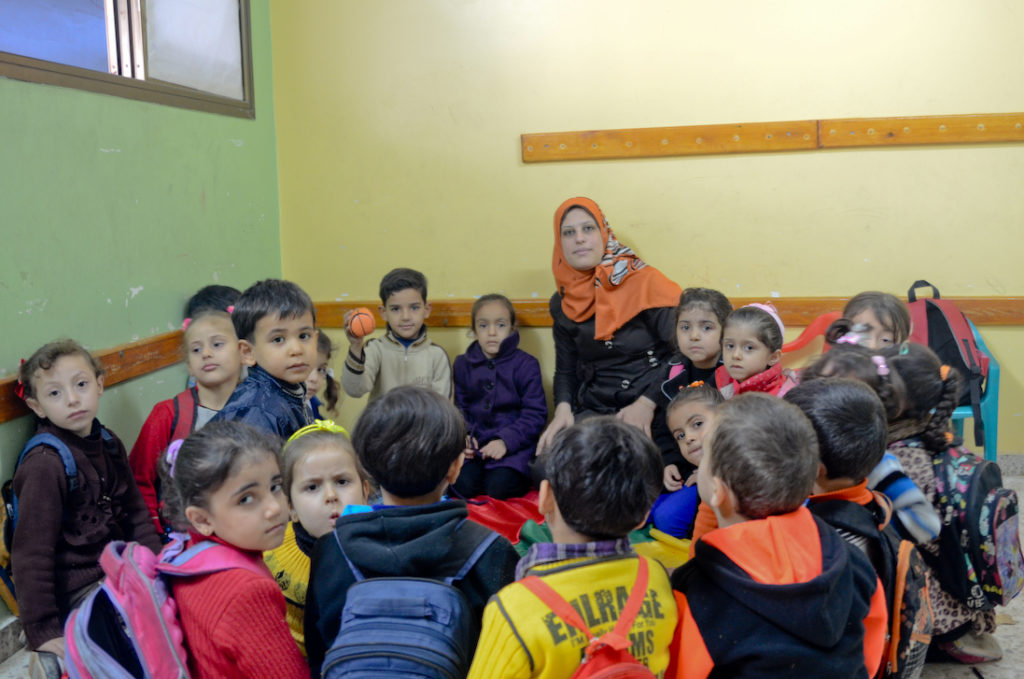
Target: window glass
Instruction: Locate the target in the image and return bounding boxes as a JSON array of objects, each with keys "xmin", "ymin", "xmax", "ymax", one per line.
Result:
[
  {"xmin": 0, "ymin": 0, "xmax": 109, "ymax": 72},
  {"xmin": 145, "ymin": 0, "xmax": 243, "ymax": 101}
]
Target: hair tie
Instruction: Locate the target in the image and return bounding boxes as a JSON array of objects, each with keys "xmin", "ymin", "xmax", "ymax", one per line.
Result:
[
  {"xmin": 940, "ymin": 365, "xmax": 951, "ymax": 381},
  {"xmin": 166, "ymin": 439, "xmax": 185, "ymax": 479},
  {"xmin": 284, "ymin": 419, "xmax": 349, "ymax": 451},
  {"xmin": 226, "ymin": 305, "xmax": 235, "ymax": 314},
  {"xmin": 899, "ymin": 341, "xmax": 911, "ymax": 355},
  {"xmin": 182, "ymin": 317, "xmax": 192, "ymax": 331},
  {"xmin": 836, "ymin": 332, "xmax": 860, "ymax": 345},
  {"xmin": 742, "ymin": 302, "xmax": 785, "ymax": 336},
  {"xmin": 687, "ymin": 381, "xmax": 705, "ymax": 388},
  {"xmin": 326, "ymin": 368, "xmax": 335, "ymax": 379},
  {"xmin": 944, "ymin": 431, "xmax": 954, "ymax": 444},
  {"xmin": 13, "ymin": 359, "xmax": 26, "ymax": 400},
  {"xmin": 871, "ymin": 355, "xmax": 889, "ymax": 377}
]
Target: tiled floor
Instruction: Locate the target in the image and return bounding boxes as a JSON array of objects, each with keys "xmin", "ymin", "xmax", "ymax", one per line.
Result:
[{"xmin": 2, "ymin": 478, "xmax": 1023, "ymax": 678}]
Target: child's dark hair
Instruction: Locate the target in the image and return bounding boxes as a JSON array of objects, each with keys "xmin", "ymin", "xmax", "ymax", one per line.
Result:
[
  {"xmin": 802, "ymin": 343, "xmax": 961, "ymax": 453},
  {"xmin": 231, "ymin": 279, "xmax": 316, "ymax": 342},
  {"xmin": 800, "ymin": 344, "xmax": 906, "ymax": 420},
  {"xmin": 19, "ymin": 339, "xmax": 103, "ymax": 400},
  {"xmin": 183, "ymin": 285, "xmax": 241, "ymax": 322},
  {"xmin": 707, "ymin": 394, "xmax": 818, "ymax": 520},
  {"xmin": 379, "ymin": 268, "xmax": 428, "ymax": 304},
  {"xmin": 281, "ymin": 428, "xmax": 368, "ymax": 502},
  {"xmin": 315, "ymin": 332, "xmax": 340, "ymax": 413},
  {"xmin": 351, "ymin": 386, "xmax": 464, "ymax": 498},
  {"xmin": 666, "ymin": 383, "xmax": 725, "ymax": 419},
  {"xmin": 471, "ymin": 294, "xmax": 516, "ymax": 328},
  {"xmin": 676, "ymin": 288, "xmax": 732, "ymax": 328},
  {"xmin": 885, "ymin": 342, "xmax": 962, "ymax": 452},
  {"xmin": 784, "ymin": 379, "xmax": 888, "ymax": 482},
  {"xmin": 844, "ymin": 292, "xmax": 910, "ymax": 345},
  {"xmin": 158, "ymin": 421, "xmax": 282, "ymax": 531},
  {"xmin": 542, "ymin": 417, "xmax": 662, "ymax": 540},
  {"xmin": 724, "ymin": 304, "xmax": 784, "ymax": 352}
]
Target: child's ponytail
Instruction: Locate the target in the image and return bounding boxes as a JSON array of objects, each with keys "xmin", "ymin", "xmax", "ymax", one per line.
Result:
[
  {"xmin": 158, "ymin": 421, "xmax": 282, "ymax": 531},
  {"xmin": 919, "ymin": 364, "xmax": 963, "ymax": 453}
]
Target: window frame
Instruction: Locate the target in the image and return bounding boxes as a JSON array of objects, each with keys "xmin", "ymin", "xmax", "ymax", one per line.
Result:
[{"xmin": 0, "ymin": 0, "xmax": 255, "ymax": 119}]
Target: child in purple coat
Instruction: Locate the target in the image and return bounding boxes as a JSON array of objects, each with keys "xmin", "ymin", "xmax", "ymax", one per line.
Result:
[{"xmin": 453, "ymin": 295, "xmax": 547, "ymax": 499}]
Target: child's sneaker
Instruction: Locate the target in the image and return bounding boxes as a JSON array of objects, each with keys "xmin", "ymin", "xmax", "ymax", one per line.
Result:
[
  {"xmin": 938, "ymin": 631, "xmax": 1003, "ymax": 663},
  {"xmin": 28, "ymin": 651, "xmax": 63, "ymax": 679}
]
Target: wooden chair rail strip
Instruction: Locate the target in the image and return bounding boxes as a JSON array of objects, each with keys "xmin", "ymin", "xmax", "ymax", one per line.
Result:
[
  {"xmin": 2, "ymin": 297, "xmax": 1022, "ymax": 426},
  {"xmin": 522, "ymin": 112, "xmax": 1024, "ymax": 162},
  {"xmin": 315, "ymin": 297, "xmax": 1024, "ymax": 329}
]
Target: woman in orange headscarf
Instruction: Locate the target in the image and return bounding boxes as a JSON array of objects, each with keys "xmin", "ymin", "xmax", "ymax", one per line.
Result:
[{"xmin": 538, "ymin": 197, "xmax": 683, "ymax": 452}]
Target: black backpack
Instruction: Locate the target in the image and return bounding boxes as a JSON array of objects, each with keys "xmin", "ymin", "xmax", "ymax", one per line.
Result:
[
  {"xmin": 810, "ymin": 493, "xmax": 934, "ymax": 679},
  {"xmin": 906, "ymin": 280, "xmax": 989, "ymax": 446}
]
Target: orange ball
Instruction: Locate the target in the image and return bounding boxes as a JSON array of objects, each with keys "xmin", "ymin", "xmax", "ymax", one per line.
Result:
[{"xmin": 348, "ymin": 307, "xmax": 376, "ymax": 338}]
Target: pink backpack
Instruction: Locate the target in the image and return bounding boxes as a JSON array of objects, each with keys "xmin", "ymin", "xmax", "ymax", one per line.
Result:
[{"xmin": 65, "ymin": 538, "xmax": 267, "ymax": 679}]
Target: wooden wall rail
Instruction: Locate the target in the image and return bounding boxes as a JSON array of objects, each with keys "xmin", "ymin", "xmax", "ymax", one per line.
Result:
[
  {"xmin": 522, "ymin": 112, "xmax": 1024, "ymax": 162},
  {"xmin": 3, "ymin": 296, "xmax": 1022, "ymax": 426}
]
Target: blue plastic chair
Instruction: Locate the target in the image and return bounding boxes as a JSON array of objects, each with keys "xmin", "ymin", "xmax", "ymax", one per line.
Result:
[{"xmin": 951, "ymin": 320, "xmax": 999, "ymax": 461}]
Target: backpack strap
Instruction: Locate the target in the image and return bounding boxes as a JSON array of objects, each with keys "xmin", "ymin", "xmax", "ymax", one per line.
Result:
[
  {"xmin": 156, "ymin": 540, "xmax": 268, "ymax": 579},
  {"xmin": 169, "ymin": 387, "xmax": 199, "ymax": 443},
  {"xmin": 520, "ymin": 556, "xmax": 650, "ymax": 654},
  {"xmin": 11, "ymin": 434, "xmax": 80, "ymax": 528}
]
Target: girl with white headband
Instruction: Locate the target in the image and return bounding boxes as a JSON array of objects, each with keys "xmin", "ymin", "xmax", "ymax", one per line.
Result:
[{"xmin": 714, "ymin": 303, "xmax": 797, "ymax": 398}]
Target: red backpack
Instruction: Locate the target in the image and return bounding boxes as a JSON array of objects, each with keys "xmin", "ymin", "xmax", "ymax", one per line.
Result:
[
  {"xmin": 906, "ymin": 280, "xmax": 989, "ymax": 446},
  {"xmin": 520, "ymin": 557, "xmax": 656, "ymax": 678}
]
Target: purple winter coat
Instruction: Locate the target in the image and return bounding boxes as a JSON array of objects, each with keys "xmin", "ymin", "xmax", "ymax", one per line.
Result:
[{"xmin": 453, "ymin": 333, "xmax": 547, "ymax": 476}]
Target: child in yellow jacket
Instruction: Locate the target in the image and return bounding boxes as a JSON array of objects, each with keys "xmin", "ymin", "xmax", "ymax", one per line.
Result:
[{"xmin": 468, "ymin": 417, "xmax": 677, "ymax": 679}]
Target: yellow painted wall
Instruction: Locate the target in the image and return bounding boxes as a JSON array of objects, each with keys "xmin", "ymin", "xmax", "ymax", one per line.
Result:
[{"xmin": 271, "ymin": 1, "xmax": 1024, "ymax": 450}]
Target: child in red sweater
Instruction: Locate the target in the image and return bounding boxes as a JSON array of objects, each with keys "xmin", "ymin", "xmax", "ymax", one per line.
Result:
[
  {"xmin": 130, "ymin": 285, "xmax": 243, "ymax": 535},
  {"xmin": 159, "ymin": 420, "xmax": 308, "ymax": 679}
]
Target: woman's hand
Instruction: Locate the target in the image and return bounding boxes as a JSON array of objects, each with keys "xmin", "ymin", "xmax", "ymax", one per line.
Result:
[
  {"xmin": 538, "ymin": 403, "xmax": 574, "ymax": 454},
  {"xmin": 663, "ymin": 464, "xmax": 683, "ymax": 492},
  {"xmin": 479, "ymin": 440, "xmax": 508, "ymax": 460},
  {"xmin": 463, "ymin": 435, "xmax": 478, "ymax": 459},
  {"xmin": 616, "ymin": 396, "xmax": 656, "ymax": 437}
]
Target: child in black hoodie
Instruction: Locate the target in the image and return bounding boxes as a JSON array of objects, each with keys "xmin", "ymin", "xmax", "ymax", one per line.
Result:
[
  {"xmin": 667, "ymin": 393, "xmax": 887, "ymax": 678},
  {"xmin": 304, "ymin": 386, "xmax": 519, "ymax": 677}
]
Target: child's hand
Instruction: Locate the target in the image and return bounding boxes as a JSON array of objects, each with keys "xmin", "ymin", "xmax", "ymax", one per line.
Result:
[
  {"xmin": 479, "ymin": 440, "xmax": 508, "ymax": 460},
  {"xmin": 684, "ymin": 470, "xmax": 698, "ymax": 486},
  {"xmin": 663, "ymin": 464, "xmax": 683, "ymax": 492},
  {"xmin": 463, "ymin": 435, "xmax": 478, "ymax": 459},
  {"xmin": 37, "ymin": 636, "xmax": 65, "ymax": 659},
  {"xmin": 342, "ymin": 309, "xmax": 366, "ymax": 354},
  {"xmin": 616, "ymin": 397, "xmax": 656, "ymax": 437}
]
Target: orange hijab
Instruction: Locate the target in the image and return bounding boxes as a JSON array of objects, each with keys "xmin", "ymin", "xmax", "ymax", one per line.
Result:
[{"xmin": 552, "ymin": 197, "xmax": 682, "ymax": 340}]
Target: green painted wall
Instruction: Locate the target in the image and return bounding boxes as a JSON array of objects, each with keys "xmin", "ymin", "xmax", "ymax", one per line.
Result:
[{"xmin": 0, "ymin": 1, "xmax": 281, "ymax": 619}]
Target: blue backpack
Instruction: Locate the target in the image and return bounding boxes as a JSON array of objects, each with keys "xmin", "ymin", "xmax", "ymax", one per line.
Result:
[
  {"xmin": 0, "ymin": 430, "xmax": 115, "ymax": 609},
  {"xmin": 322, "ymin": 521, "xmax": 499, "ymax": 679}
]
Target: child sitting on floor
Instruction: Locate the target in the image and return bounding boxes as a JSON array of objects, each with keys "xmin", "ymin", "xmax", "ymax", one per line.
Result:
[
  {"xmin": 305, "ymin": 332, "xmax": 340, "ymax": 419},
  {"xmin": 468, "ymin": 417, "xmax": 676, "ymax": 678},
  {"xmin": 131, "ymin": 285, "xmax": 243, "ymax": 535},
  {"xmin": 453, "ymin": 294, "xmax": 546, "ymax": 500},
  {"xmin": 341, "ymin": 267, "xmax": 452, "ymax": 400},
  {"xmin": 13, "ymin": 340, "xmax": 161, "ymax": 676},
  {"xmin": 668, "ymin": 393, "xmax": 886, "ymax": 678},
  {"xmin": 264, "ymin": 420, "xmax": 370, "ymax": 657},
  {"xmin": 304, "ymin": 386, "xmax": 518, "ymax": 677},
  {"xmin": 652, "ymin": 383, "xmax": 723, "ymax": 539},
  {"xmin": 213, "ymin": 279, "xmax": 318, "ymax": 439},
  {"xmin": 714, "ymin": 303, "xmax": 796, "ymax": 398}
]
